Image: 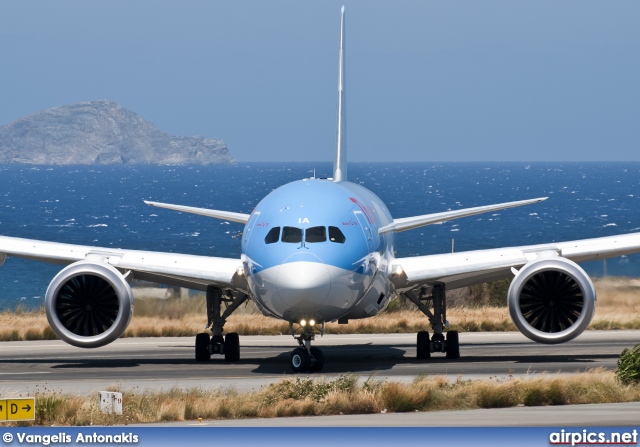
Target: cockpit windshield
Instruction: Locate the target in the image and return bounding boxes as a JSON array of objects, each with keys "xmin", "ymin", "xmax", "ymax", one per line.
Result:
[
  {"xmin": 329, "ymin": 226, "xmax": 346, "ymax": 243},
  {"xmin": 264, "ymin": 225, "xmax": 346, "ymax": 244},
  {"xmin": 305, "ymin": 226, "xmax": 327, "ymax": 243},
  {"xmin": 264, "ymin": 227, "xmax": 280, "ymax": 244},
  {"xmin": 281, "ymin": 226, "xmax": 303, "ymax": 243}
]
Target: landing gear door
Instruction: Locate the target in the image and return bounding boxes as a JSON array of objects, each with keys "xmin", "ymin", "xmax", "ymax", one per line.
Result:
[
  {"xmin": 241, "ymin": 211, "xmax": 261, "ymax": 252},
  {"xmin": 354, "ymin": 210, "xmax": 374, "ymax": 253}
]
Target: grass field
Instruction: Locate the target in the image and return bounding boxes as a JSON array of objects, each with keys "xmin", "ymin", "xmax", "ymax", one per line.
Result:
[{"xmin": 1, "ymin": 277, "xmax": 639, "ymax": 341}]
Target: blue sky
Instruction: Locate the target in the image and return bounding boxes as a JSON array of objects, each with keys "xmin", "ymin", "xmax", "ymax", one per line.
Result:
[{"xmin": 1, "ymin": 1, "xmax": 639, "ymax": 162}]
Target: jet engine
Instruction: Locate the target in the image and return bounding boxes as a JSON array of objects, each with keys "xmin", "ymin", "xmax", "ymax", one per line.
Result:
[
  {"xmin": 507, "ymin": 257, "xmax": 596, "ymax": 344},
  {"xmin": 45, "ymin": 261, "xmax": 134, "ymax": 348}
]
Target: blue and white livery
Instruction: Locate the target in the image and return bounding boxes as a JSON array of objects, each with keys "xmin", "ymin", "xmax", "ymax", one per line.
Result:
[{"xmin": 2, "ymin": 7, "xmax": 640, "ymax": 372}]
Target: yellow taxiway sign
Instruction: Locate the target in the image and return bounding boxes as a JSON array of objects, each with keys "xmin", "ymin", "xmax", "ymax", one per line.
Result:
[{"xmin": 0, "ymin": 398, "xmax": 35, "ymax": 421}]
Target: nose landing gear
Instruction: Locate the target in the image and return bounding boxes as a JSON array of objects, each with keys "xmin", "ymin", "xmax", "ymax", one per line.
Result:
[
  {"xmin": 289, "ymin": 320, "xmax": 325, "ymax": 373},
  {"xmin": 290, "ymin": 348, "xmax": 311, "ymax": 372}
]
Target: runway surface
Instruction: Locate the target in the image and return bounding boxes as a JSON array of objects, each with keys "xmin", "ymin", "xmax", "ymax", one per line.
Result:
[{"xmin": 1, "ymin": 330, "xmax": 638, "ymax": 396}]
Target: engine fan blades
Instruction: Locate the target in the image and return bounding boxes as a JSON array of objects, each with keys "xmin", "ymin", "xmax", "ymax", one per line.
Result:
[
  {"xmin": 519, "ymin": 270, "xmax": 583, "ymax": 333},
  {"xmin": 55, "ymin": 275, "xmax": 120, "ymax": 336}
]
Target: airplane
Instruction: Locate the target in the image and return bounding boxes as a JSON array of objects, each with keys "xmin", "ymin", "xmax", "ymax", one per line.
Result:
[{"xmin": 2, "ymin": 7, "xmax": 640, "ymax": 373}]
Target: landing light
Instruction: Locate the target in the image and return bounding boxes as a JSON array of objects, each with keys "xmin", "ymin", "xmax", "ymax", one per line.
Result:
[
  {"xmin": 309, "ymin": 319, "xmax": 316, "ymax": 326},
  {"xmin": 300, "ymin": 319, "xmax": 307, "ymax": 327},
  {"xmin": 393, "ymin": 265, "xmax": 404, "ymax": 276}
]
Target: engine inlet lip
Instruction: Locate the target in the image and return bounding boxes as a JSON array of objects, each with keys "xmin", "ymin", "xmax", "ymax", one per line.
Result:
[
  {"xmin": 508, "ymin": 257, "xmax": 596, "ymax": 344},
  {"xmin": 45, "ymin": 261, "xmax": 134, "ymax": 348}
]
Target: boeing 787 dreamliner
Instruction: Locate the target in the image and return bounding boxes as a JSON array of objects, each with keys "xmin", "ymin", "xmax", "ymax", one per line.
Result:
[{"xmin": 1, "ymin": 8, "xmax": 639, "ymax": 372}]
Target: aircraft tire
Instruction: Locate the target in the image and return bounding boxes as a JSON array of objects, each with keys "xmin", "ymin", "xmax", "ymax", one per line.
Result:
[
  {"xmin": 417, "ymin": 331, "xmax": 431, "ymax": 359},
  {"xmin": 446, "ymin": 330, "xmax": 460, "ymax": 359},
  {"xmin": 195, "ymin": 333, "xmax": 211, "ymax": 361},
  {"xmin": 290, "ymin": 347, "xmax": 311, "ymax": 373},
  {"xmin": 224, "ymin": 332, "xmax": 240, "ymax": 361},
  {"xmin": 308, "ymin": 347, "xmax": 325, "ymax": 372}
]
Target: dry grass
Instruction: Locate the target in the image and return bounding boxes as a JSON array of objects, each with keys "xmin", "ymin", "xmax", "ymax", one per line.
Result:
[
  {"xmin": 588, "ymin": 277, "xmax": 640, "ymax": 329},
  {"xmin": 0, "ymin": 306, "xmax": 53, "ymax": 342},
  {"xmin": 2, "ymin": 369, "xmax": 639, "ymax": 426},
  {"xmin": 2, "ymin": 277, "xmax": 640, "ymax": 341}
]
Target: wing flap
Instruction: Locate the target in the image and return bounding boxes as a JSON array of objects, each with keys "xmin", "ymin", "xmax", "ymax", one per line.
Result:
[
  {"xmin": 393, "ymin": 248, "xmax": 529, "ymax": 287},
  {"xmin": 392, "ymin": 232, "xmax": 640, "ymax": 291},
  {"xmin": 556, "ymin": 233, "xmax": 640, "ymax": 262},
  {"xmin": 112, "ymin": 250, "xmax": 242, "ymax": 286},
  {"xmin": 0, "ymin": 235, "xmax": 245, "ymax": 292},
  {"xmin": 0, "ymin": 236, "xmax": 101, "ymax": 264}
]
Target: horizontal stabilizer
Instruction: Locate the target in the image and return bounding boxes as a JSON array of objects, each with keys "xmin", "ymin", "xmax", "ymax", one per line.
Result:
[
  {"xmin": 378, "ymin": 197, "xmax": 547, "ymax": 234},
  {"xmin": 144, "ymin": 200, "xmax": 250, "ymax": 224}
]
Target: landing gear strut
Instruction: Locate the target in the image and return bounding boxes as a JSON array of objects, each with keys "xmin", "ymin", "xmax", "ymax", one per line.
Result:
[
  {"xmin": 195, "ymin": 285, "xmax": 248, "ymax": 362},
  {"xmin": 404, "ymin": 283, "xmax": 460, "ymax": 359},
  {"xmin": 289, "ymin": 320, "xmax": 325, "ymax": 373}
]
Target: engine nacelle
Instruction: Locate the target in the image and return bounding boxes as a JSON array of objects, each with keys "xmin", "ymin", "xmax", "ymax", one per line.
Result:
[
  {"xmin": 45, "ymin": 261, "xmax": 134, "ymax": 348},
  {"xmin": 508, "ymin": 257, "xmax": 596, "ymax": 344}
]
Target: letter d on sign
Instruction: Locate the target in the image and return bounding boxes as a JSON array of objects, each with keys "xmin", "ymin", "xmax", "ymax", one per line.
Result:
[{"xmin": 5, "ymin": 398, "xmax": 36, "ymax": 421}]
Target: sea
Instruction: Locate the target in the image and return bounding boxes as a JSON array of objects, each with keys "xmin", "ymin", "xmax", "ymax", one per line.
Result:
[{"xmin": 1, "ymin": 162, "xmax": 639, "ymax": 310}]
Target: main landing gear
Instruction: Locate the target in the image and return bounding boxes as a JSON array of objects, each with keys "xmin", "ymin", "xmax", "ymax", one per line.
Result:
[
  {"xmin": 403, "ymin": 283, "xmax": 460, "ymax": 360},
  {"xmin": 195, "ymin": 285, "xmax": 248, "ymax": 362},
  {"xmin": 289, "ymin": 319, "xmax": 325, "ymax": 373}
]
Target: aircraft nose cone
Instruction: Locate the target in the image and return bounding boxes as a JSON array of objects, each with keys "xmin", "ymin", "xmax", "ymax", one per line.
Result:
[{"xmin": 276, "ymin": 253, "xmax": 331, "ymax": 307}]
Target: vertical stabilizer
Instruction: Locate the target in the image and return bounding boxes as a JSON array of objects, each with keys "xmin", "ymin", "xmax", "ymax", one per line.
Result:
[{"xmin": 333, "ymin": 6, "xmax": 347, "ymax": 182}]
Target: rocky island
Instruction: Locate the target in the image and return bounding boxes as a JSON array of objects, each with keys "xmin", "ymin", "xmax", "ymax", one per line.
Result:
[{"xmin": 0, "ymin": 100, "xmax": 234, "ymax": 165}]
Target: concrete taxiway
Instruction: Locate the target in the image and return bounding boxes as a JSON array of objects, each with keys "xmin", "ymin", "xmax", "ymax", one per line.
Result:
[{"xmin": 0, "ymin": 331, "xmax": 637, "ymax": 395}]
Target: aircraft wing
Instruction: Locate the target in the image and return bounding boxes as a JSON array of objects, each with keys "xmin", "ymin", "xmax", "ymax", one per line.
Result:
[
  {"xmin": 391, "ymin": 232, "xmax": 640, "ymax": 291},
  {"xmin": 0, "ymin": 235, "xmax": 246, "ymax": 292}
]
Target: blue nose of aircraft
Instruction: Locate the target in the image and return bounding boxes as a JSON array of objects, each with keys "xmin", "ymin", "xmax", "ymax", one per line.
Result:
[{"xmin": 276, "ymin": 252, "xmax": 331, "ymax": 307}]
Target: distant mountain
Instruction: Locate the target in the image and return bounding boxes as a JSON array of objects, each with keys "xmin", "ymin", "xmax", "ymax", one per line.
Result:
[{"xmin": 0, "ymin": 100, "xmax": 234, "ymax": 165}]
